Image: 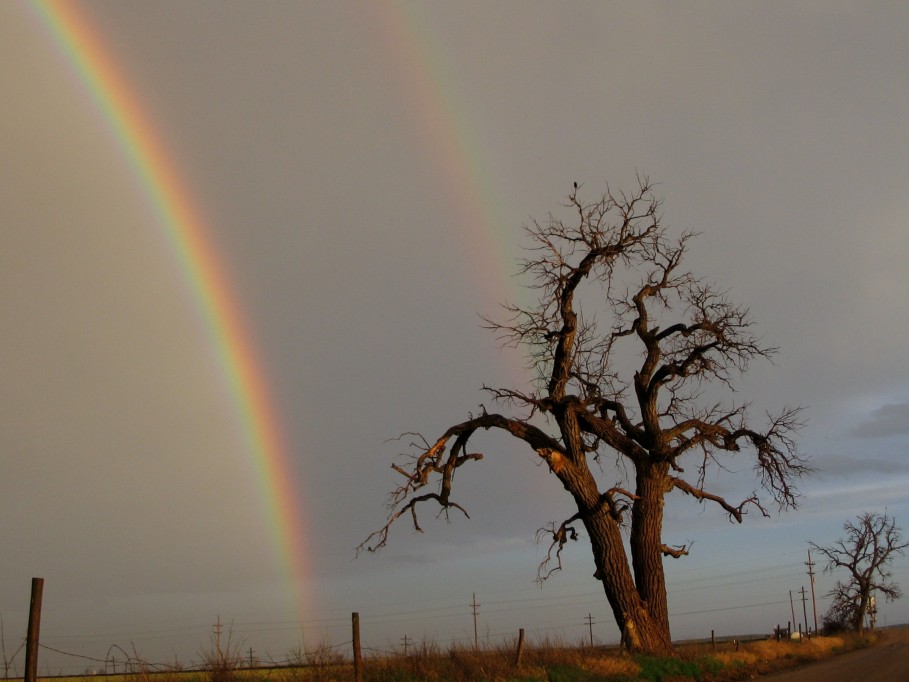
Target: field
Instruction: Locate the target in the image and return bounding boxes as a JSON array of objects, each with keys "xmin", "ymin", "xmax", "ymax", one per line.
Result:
[{"xmin": 31, "ymin": 631, "xmax": 881, "ymax": 682}]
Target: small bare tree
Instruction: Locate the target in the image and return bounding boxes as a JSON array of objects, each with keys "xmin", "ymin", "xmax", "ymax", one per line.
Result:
[
  {"xmin": 360, "ymin": 177, "xmax": 808, "ymax": 654},
  {"xmin": 811, "ymin": 512, "xmax": 908, "ymax": 634}
]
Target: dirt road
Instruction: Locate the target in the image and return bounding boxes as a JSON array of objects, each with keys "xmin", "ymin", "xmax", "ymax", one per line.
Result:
[{"xmin": 759, "ymin": 628, "xmax": 909, "ymax": 681}]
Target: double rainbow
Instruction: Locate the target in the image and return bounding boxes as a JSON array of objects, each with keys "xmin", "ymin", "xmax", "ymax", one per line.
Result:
[{"xmin": 29, "ymin": 0, "xmax": 531, "ymax": 627}]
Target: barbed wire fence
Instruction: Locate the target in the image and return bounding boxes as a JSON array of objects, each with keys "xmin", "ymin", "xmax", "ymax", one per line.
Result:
[
  {"xmin": 0, "ymin": 555, "xmax": 818, "ymax": 678},
  {"xmin": 0, "ymin": 593, "xmax": 801, "ymax": 679}
]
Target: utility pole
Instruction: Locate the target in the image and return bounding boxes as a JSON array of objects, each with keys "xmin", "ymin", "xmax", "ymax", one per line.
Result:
[
  {"xmin": 401, "ymin": 635, "xmax": 410, "ymax": 656},
  {"xmin": 789, "ymin": 590, "xmax": 796, "ymax": 636},
  {"xmin": 806, "ymin": 550, "xmax": 819, "ymax": 635},
  {"xmin": 868, "ymin": 592, "xmax": 877, "ymax": 630},
  {"xmin": 352, "ymin": 613, "xmax": 362, "ymax": 682},
  {"xmin": 800, "ymin": 587, "xmax": 809, "ymax": 637},
  {"xmin": 1, "ymin": 614, "xmax": 9, "ymax": 679},
  {"xmin": 25, "ymin": 578, "xmax": 44, "ymax": 682},
  {"xmin": 585, "ymin": 613, "xmax": 595, "ymax": 648},
  {"xmin": 213, "ymin": 615, "xmax": 222, "ymax": 665},
  {"xmin": 470, "ymin": 593, "xmax": 481, "ymax": 650}
]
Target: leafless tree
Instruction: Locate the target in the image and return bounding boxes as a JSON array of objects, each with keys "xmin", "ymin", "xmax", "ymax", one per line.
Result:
[
  {"xmin": 811, "ymin": 512, "xmax": 908, "ymax": 634},
  {"xmin": 359, "ymin": 177, "xmax": 808, "ymax": 654}
]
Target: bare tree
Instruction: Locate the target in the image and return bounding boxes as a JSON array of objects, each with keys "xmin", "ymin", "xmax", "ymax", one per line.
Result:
[
  {"xmin": 811, "ymin": 512, "xmax": 908, "ymax": 634},
  {"xmin": 359, "ymin": 177, "xmax": 808, "ymax": 654}
]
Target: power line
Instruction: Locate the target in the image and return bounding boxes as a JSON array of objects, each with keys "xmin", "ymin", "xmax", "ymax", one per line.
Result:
[{"xmin": 671, "ymin": 599, "xmax": 789, "ymax": 618}]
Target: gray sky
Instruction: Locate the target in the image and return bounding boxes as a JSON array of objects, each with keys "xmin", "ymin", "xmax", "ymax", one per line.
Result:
[{"xmin": 3, "ymin": 0, "xmax": 909, "ymax": 672}]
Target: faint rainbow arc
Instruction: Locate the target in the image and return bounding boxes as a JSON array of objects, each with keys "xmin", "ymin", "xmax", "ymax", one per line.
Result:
[
  {"xmin": 377, "ymin": 0, "xmax": 524, "ymax": 311},
  {"xmin": 30, "ymin": 1, "xmax": 310, "ymax": 616}
]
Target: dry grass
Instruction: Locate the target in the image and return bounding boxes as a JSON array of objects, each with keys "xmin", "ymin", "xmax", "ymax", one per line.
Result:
[
  {"xmin": 35, "ymin": 631, "xmax": 884, "ymax": 682},
  {"xmin": 672, "ymin": 632, "xmax": 876, "ymax": 681},
  {"xmin": 579, "ymin": 654, "xmax": 641, "ymax": 678},
  {"xmin": 712, "ymin": 634, "xmax": 844, "ymax": 667}
]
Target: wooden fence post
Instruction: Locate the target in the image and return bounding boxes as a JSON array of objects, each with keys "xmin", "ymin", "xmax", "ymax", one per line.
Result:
[
  {"xmin": 514, "ymin": 628, "xmax": 525, "ymax": 668},
  {"xmin": 352, "ymin": 612, "xmax": 362, "ymax": 682},
  {"xmin": 25, "ymin": 578, "xmax": 44, "ymax": 682}
]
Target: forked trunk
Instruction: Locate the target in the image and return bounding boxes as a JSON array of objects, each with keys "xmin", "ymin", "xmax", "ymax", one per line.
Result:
[
  {"xmin": 583, "ymin": 509, "xmax": 674, "ymax": 655},
  {"xmin": 550, "ymin": 410, "xmax": 675, "ymax": 655}
]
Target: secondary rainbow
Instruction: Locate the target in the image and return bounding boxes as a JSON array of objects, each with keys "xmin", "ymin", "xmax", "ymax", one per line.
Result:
[
  {"xmin": 374, "ymin": 1, "xmax": 525, "ymax": 311},
  {"xmin": 29, "ymin": 1, "xmax": 311, "ymax": 618}
]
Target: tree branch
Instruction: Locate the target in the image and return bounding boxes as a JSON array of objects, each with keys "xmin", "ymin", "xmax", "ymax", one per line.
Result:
[
  {"xmin": 661, "ymin": 543, "xmax": 691, "ymax": 559},
  {"xmin": 670, "ymin": 477, "xmax": 766, "ymax": 522},
  {"xmin": 358, "ymin": 413, "xmax": 564, "ymax": 554},
  {"xmin": 536, "ymin": 513, "xmax": 582, "ymax": 582}
]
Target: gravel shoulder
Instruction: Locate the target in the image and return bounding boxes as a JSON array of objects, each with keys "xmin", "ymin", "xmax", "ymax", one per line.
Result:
[{"xmin": 758, "ymin": 628, "xmax": 909, "ymax": 682}]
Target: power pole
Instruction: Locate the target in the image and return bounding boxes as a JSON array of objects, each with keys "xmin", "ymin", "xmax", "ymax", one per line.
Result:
[
  {"xmin": 1, "ymin": 614, "xmax": 9, "ymax": 679},
  {"xmin": 471, "ymin": 593, "xmax": 481, "ymax": 650},
  {"xmin": 352, "ymin": 613, "xmax": 362, "ymax": 682},
  {"xmin": 800, "ymin": 587, "xmax": 809, "ymax": 637},
  {"xmin": 789, "ymin": 590, "xmax": 796, "ymax": 636},
  {"xmin": 805, "ymin": 550, "xmax": 819, "ymax": 635},
  {"xmin": 401, "ymin": 635, "xmax": 410, "ymax": 656},
  {"xmin": 868, "ymin": 592, "xmax": 877, "ymax": 630},
  {"xmin": 213, "ymin": 615, "xmax": 222, "ymax": 664},
  {"xmin": 24, "ymin": 578, "xmax": 44, "ymax": 682},
  {"xmin": 585, "ymin": 613, "xmax": 595, "ymax": 648}
]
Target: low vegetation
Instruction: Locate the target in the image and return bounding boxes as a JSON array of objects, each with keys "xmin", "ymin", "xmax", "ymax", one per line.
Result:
[{"xmin": 37, "ymin": 631, "xmax": 883, "ymax": 682}]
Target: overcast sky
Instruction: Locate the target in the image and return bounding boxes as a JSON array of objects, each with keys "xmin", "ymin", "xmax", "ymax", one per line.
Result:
[{"xmin": 3, "ymin": 0, "xmax": 909, "ymax": 672}]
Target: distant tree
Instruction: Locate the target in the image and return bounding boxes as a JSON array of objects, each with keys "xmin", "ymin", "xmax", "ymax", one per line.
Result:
[
  {"xmin": 811, "ymin": 512, "xmax": 908, "ymax": 634},
  {"xmin": 819, "ymin": 596, "xmax": 852, "ymax": 635},
  {"xmin": 359, "ymin": 177, "xmax": 808, "ymax": 655}
]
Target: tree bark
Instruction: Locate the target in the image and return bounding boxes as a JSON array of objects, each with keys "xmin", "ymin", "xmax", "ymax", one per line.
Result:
[
  {"xmin": 631, "ymin": 460, "xmax": 672, "ymax": 637},
  {"xmin": 551, "ymin": 442, "xmax": 674, "ymax": 655},
  {"xmin": 584, "ymin": 509, "xmax": 675, "ymax": 655}
]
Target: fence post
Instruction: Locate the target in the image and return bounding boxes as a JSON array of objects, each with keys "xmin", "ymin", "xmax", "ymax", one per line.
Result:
[
  {"xmin": 514, "ymin": 628, "xmax": 525, "ymax": 668},
  {"xmin": 25, "ymin": 578, "xmax": 44, "ymax": 682},
  {"xmin": 352, "ymin": 612, "xmax": 363, "ymax": 682}
]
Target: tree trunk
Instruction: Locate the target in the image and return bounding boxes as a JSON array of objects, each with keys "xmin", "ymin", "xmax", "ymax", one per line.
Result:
[
  {"xmin": 584, "ymin": 507, "xmax": 674, "ymax": 655},
  {"xmin": 549, "ymin": 409, "xmax": 675, "ymax": 655},
  {"xmin": 630, "ymin": 460, "xmax": 672, "ymax": 636}
]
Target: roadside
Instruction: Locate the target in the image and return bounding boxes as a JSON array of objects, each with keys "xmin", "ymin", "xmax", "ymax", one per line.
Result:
[{"xmin": 755, "ymin": 627, "xmax": 909, "ymax": 682}]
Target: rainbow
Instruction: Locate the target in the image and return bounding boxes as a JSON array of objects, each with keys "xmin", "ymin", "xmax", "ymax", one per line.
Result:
[
  {"xmin": 28, "ymin": 1, "xmax": 311, "ymax": 618},
  {"xmin": 372, "ymin": 1, "xmax": 523, "ymax": 310}
]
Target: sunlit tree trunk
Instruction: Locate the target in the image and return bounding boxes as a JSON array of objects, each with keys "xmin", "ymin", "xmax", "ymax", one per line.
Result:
[
  {"xmin": 553, "ymin": 442, "xmax": 674, "ymax": 655},
  {"xmin": 630, "ymin": 461, "xmax": 672, "ymax": 638},
  {"xmin": 584, "ymin": 510, "xmax": 674, "ymax": 655}
]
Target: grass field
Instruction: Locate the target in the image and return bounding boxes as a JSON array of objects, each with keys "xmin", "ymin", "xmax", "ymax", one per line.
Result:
[{"xmin": 31, "ymin": 631, "xmax": 879, "ymax": 682}]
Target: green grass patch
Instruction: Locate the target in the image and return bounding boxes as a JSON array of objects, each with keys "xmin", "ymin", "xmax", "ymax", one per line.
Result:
[{"xmin": 635, "ymin": 656, "xmax": 704, "ymax": 682}]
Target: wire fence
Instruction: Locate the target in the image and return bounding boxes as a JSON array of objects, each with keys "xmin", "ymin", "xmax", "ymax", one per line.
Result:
[{"xmin": 0, "ymin": 593, "xmax": 802, "ymax": 678}]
